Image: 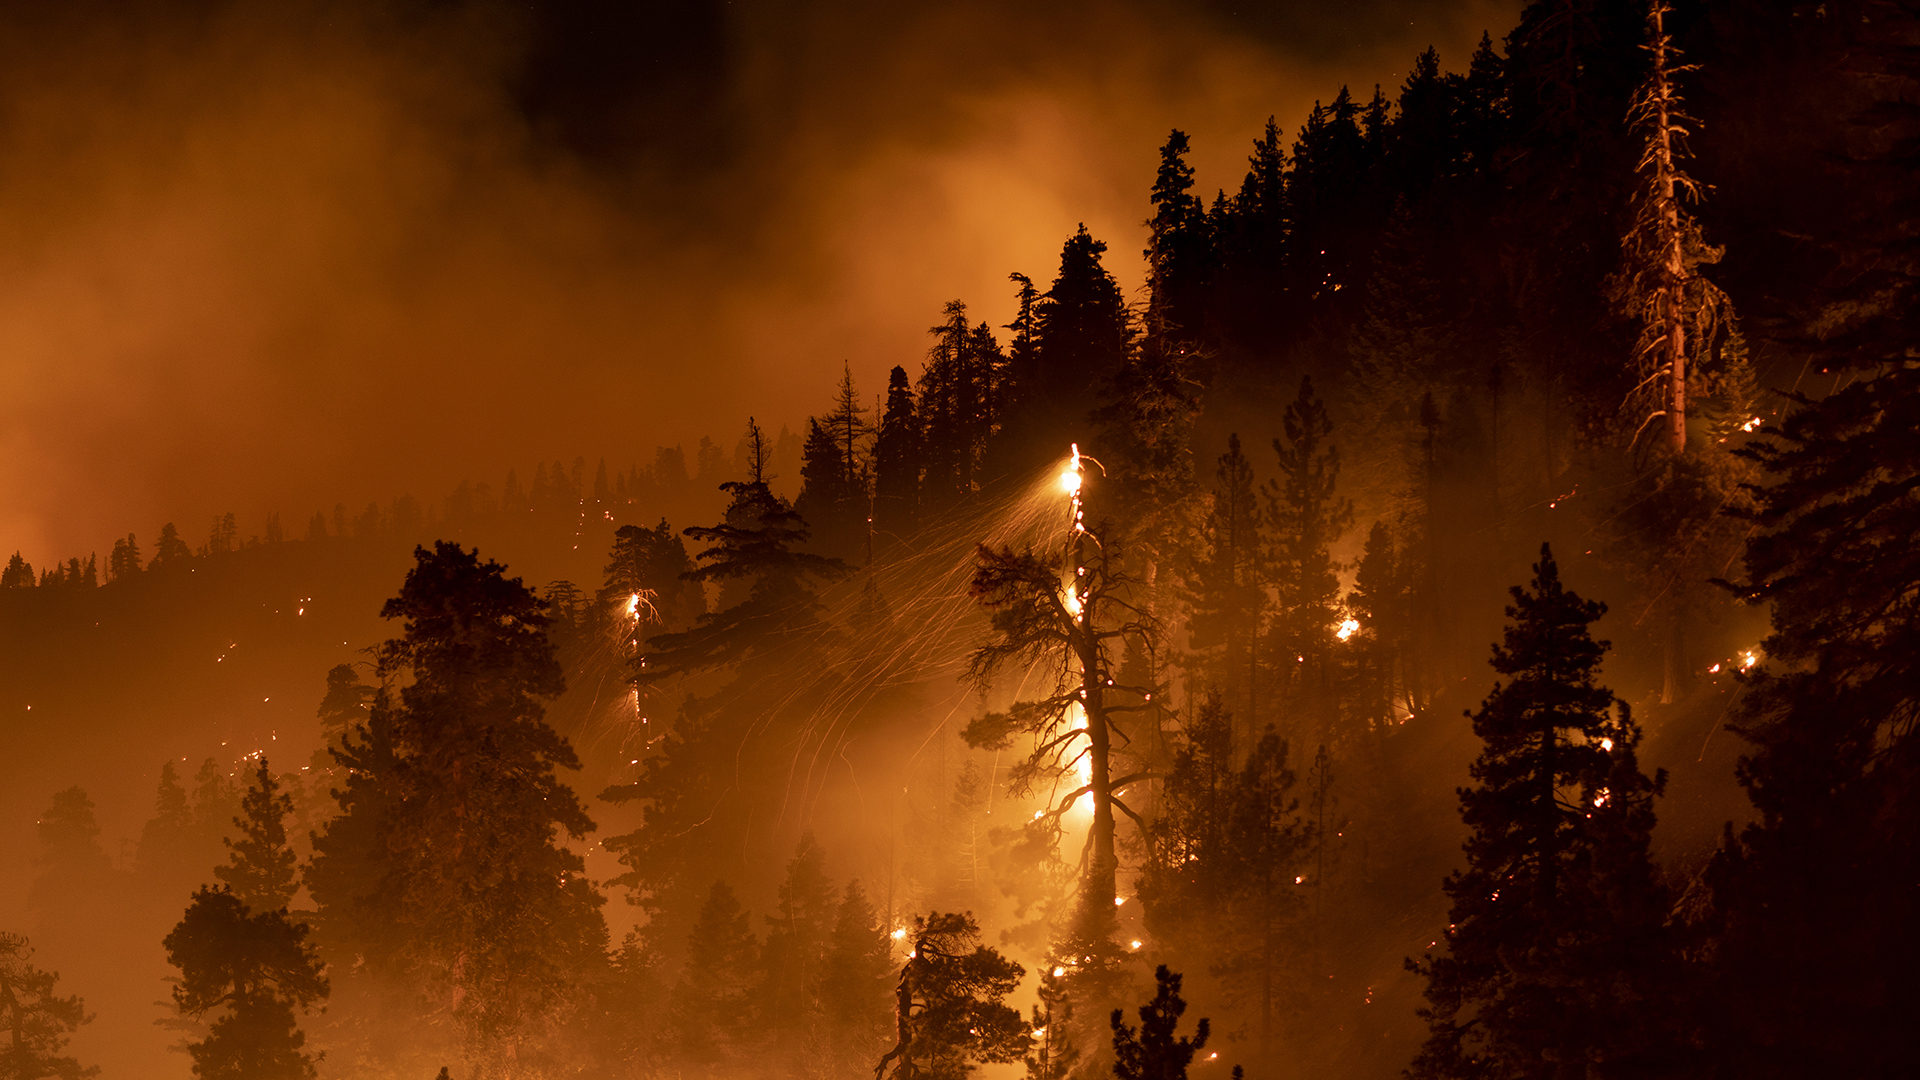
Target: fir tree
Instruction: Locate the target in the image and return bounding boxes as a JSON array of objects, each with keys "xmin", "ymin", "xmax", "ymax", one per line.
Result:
[
  {"xmin": 136, "ymin": 761, "xmax": 195, "ymax": 883},
  {"xmin": 1, "ymin": 552, "xmax": 33, "ymax": 588},
  {"xmin": 1143, "ymin": 129, "xmax": 1213, "ymax": 352},
  {"xmin": 310, "ymin": 542, "xmax": 607, "ymax": 1068},
  {"xmin": 1032, "ymin": 226, "xmax": 1132, "ymax": 441},
  {"xmin": 758, "ymin": 833, "xmax": 837, "ymax": 1069},
  {"xmin": 150, "ymin": 523, "xmax": 192, "ymax": 569}
]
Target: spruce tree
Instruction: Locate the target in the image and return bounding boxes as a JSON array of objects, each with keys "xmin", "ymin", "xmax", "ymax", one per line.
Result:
[
  {"xmin": 1143, "ymin": 129, "xmax": 1213, "ymax": 352},
  {"xmin": 1032, "ymin": 226, "xmax": 1132, "ymax": 440},
  {"xmin": 1410, "ymin": 544, "xmax": 1675, "ymax": 1079}
]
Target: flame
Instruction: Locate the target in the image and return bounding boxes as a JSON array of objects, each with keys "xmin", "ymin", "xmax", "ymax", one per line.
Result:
[
  {"xmin": 1741, "ymin": 416, "xmax": 1763, "ymax": 433},
  {"xmin": 1335, "ymin": 618, "xmax": 1360, "ymax": 642},
  {"xmin": 1740, "ymin": 648, "xmax": 1759, "ymax": 671},
  {"xmin": 1600, "ymin": 737, "xmax": 1614, "ymax": 752}
]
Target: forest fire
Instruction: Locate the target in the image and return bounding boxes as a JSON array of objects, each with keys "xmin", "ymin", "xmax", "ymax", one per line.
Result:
[{"xmin": 2, "ymin": 2, "xmax": 1913, "ymax": 1080}]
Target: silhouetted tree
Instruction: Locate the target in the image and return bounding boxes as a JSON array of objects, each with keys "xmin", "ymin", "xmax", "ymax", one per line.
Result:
[
  {"xmin": 212, "ymin": 760, "xmax": 298, "ymax": 912},
  {"xmin": 1144, "ymin": 130, "xmax": 1213, "ymax": 353},
  {"xmin": 641, "ymin": 419, "xmax": 849, "ymax": 679},
  {"xmin": 873, "ymin": 364, "xmax": 923, "ymax": 544},
  {"xmin": 1110, "ymin": 966, "xmax": 1209, "ymax": 1080},
  {"xmin": 1411, "ymin": 544, "xmax": 1676, "ymax": 1078},
  {"xmin": 1183, "ymin": 436, "xmax": 1265, "ymax": 731},
  {"xmin": 823, "ymin": 881, "xmax": 894, "ymax": 1079},
  {"xmin": 666, "ymin": 882, "xmax": 759, "ymax": 1072},
  {"xmin": 150, "ymin": 523, "xmax": 192, "ymax": 569},
  {"xmin": 1264, "ymin": 376, "xmax": 1353, "ymax": 747},
  {"xmin": 1708, "ymin": 360, "xmax": 1920, "ymax": 1078},
  {"xmin": 0, "ymin": 931, "xmax": 96, "ymax": 1080},
  {"xmin": 873, "ymin": 912, "xmax": 1027, "ymax": 1080},
  {"xmin": 165, "ymin": 888, "xmax": 327, "ymax": 1080}
]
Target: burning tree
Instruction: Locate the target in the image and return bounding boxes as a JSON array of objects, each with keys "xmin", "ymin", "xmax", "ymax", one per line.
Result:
[{"xmin": 961, "ymin": 450, "xmax": 1161, "ymax": 1064}]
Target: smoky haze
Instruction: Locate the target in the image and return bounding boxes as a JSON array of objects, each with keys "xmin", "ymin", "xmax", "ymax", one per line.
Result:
[{"xmin": 0, "ymin": 0, "xmax": 1516, "ymax": 566}]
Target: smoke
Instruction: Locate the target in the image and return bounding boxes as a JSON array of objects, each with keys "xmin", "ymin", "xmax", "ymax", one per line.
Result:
[{"xmin": 0, "ymin": 0, "xmax": 1517, "ymax": 563}]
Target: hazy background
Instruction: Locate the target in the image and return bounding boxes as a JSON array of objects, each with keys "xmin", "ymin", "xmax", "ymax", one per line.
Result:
[{"xmin": 0, "ymin": 0, "xmax": 1521, "ymax": 568}]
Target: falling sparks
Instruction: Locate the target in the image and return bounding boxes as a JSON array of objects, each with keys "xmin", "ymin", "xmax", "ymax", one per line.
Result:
[{"xmin": 1335, "ymin": 618, "xmax": 1360, "ymax": 642}]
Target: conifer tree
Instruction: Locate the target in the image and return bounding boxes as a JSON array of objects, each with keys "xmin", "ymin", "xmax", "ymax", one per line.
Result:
[
  {"xmin": 758, "ymin": 834, "xmax": 837, "ymax": 1068},
  {"xmin": 1211, "ymin": 119, "xmax": 1288, "ymax": 354},
  {"xmin": 164, "ymin": 888, "xmax": 327, "ymax": 1080},
  {"xmin": 1410, "ymin": 544, "xmax": 1675, "ymax": 1079},
  {"xmin": 1706, "ymin": 359, "xmax": 1920, "ymax": 1078},
  {"xmin": 1183, "ymin": 436, "xmax": 1264, "ymax": 731},
  {"xmin": 666, "ymin": 882, "xmax": 760, "ymax": 1071},
  {"xmin": 1, "ymin": 551, "xmax": 32, "ymax": 588},
  {"xmin": 1110, "ymin": 966, "xmax": 1209, "ymax": 1080},
  {"xmin": 150, "ymin": 523, "xmax": 192, "ymax": 569},
  {"xmin": 640, "ymin": 418, "xmax": 849, "ymax": 679},
  {"xmin": 1143, "ymin": 129, "xmax": 1212, "ymax": 352},
  {"xmin": 107, "ymin": 534, "xmax": 142, "ymax": 581},
  {"xmin": 872, "ymin": 365, "xmax": 923, "ymax": 544},
  {"xmin": 136, "ymin": 761, "xmax": 195, "ymax": 882},
  {"xmin": 873, "ymin": 912, "xmax": 1028, "ymax": 1080},
  {"xmin": 215, "ymin": 760, "xmax": 298, "ymax": 912},
  {"xmin": 170, "ymin": 759, "xmax": 325, "ymax": 1080},
  {"xmin": 0, "ymin": 932, "xmax": 96, "ymax": 1080},
  {"xmin": 1264, "ymin": 377, "xmax": 1353, "ymax": 747},
  {"xmin": 310, "ymin": 542, "xmax": 607, "ymax": 1069},
  {"xmin": 822, "ymin": 881, "xmax": 894, "ymax": 1079},
  {"xmin": 1032, "ymin": 227, "xmax": 1132, "ymax": 438}
]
